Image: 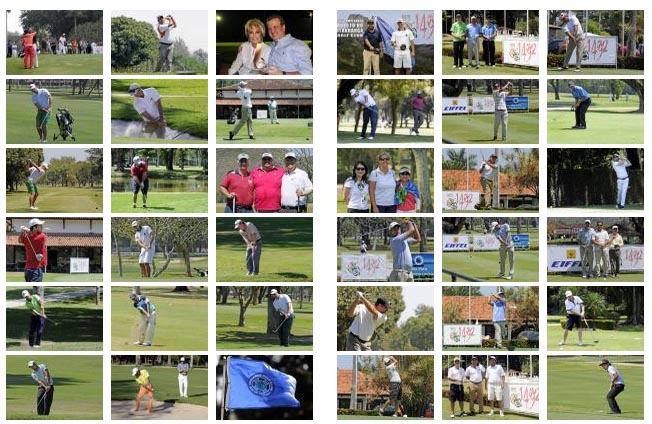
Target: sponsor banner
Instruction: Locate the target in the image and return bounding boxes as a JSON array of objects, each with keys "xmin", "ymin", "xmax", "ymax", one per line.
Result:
[
  {"xmin": 442, "ymin": 97, "xmax": 468, "ymax": 114},
  {"xmin": 505, "ymin": 379, "xmax": 540, "ymax": 415},
  {"xmin": 341, "ymin": 254, "xmax": 387, "ymax": 281},
  {"xmin": 512, "ymin": 234, "xmax": 530, "ymax": 249},
  {"xmin": 473, "ymin": 235, "xmax": 500, "ymax": 251},
  {"xmin": 502, "ymin": 38, "xmax": 539, "ymax": 67},
  {"xmin": 412, "ymin": 252, "xmax": 434, "ymax": 277},
  {"xmin": 569, "ymin": 36, "xmax": 618, "ymax": 65},
  {"xmin": 506, "ymin": 96, "xmax": 529, "ymax": 111},
  {"xmin": 547, "ymin": 245, "xmax": 644, "ymax": 272},
  {"xmin": 336, "ymin": 11, "xmax": 435, "ymax": 44},
  {"xmin": 256, "ymin": 110, "xmax": 268, "ymax": 119},
  {"xmin": 472, "ymin": 96, "xmax": 494, "ymax": 113},
  {"xmin": 442, "ymin": 235, "xmax": 470, "ymax": 251},
  {"xmin": 442, "ymin": 191, "xmax": 479, "ymax": 210},
  {"xmin": 70, "ymin": 257, "xmax": 90, "ymax": 273},
  {"xmin": 443, "ymin": 324, "xmax": 482, "ymax": 346}
]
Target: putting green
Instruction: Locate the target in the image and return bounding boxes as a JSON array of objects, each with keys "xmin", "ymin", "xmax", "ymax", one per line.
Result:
[{"xmin": 547, "ymin": 110, "xmax": 643, "ymax": 144}]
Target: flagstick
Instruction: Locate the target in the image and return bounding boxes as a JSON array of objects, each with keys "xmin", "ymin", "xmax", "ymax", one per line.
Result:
[{"xmin": 221, "ymin": 356, "xmax": 228, "ymax": 420}]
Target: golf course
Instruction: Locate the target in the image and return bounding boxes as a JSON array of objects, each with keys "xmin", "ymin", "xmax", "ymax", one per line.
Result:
[
  {"xmin": 6, "ymin": 271, "xmax": 104, "ymax": 283},
  {"xmin": 548, "ymin": 356, "xmax": 643, "ymax": 420},
  {"xmin": 111, "ymin": 286, "xmax": 208, "ymax": 351},
  {"xmin": 6, "ymin": 88, "xmax": 103, "ymax": 144},
  {"xmin": 6, "ymin": 355, "xmax": 103, "ymax": 420},
  {"xmin": 216, "ymin": 299, "xmax": 313, "ymax": 350},
  {"xmin": 547, "ymin": 317, "xmax": 644, "ymax": 351},
  {"xmin": 215, "ymin": 218, "xmax": 313, "ymax": 282},
  {"xmin": 217, "ymin": 118, "xmax": 313, "ymax": 144},
  {"xmin": 111, "ymin": 256, "xmax": 209, "ymax": 283},
  {"xmin": 337, "ymin": 128, "xmax": 434, "ymax": 144},
  {"xmin": 442, "ymin": 112, "xmax": 539, "ymax": 144},
  {"xmin": 7, "ymin": 53, "xmax": 103, "ymax": 75},
  {"xmin": 7, "ymin": 186, "xmax": 102, "ymax": 213},
  {"xmin": 6, "ymin": 286, "xmax": 103, "ymax": 351}
]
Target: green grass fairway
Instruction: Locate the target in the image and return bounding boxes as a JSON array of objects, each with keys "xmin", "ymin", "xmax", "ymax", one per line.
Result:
[
  {"xmin": 442, "ymin": 56, "xmax": 538, "ymax": 75},
  {"xmin": 112, "ymin": 364, "xmax": 208, "ymax": 406},
  {"xmin": 7, "ymin": 186, "xmax": 102, "ymax": 213},
  {"xmin": 6, "ymin": 272, "xmax": 103, "ymax": 283},
  {"xmin": 547, "ymin": 111, "xmax": 643, "ymax": 145},
  {"xmin": 547, "ymin": 273, "xmax": 644, "ymax": 283},
  {"xmin": 548, "ymin": 356, "xmax": 644, "ymax": 419},
  {"xmin": 111, "ymin": 256, "xmax": 208, "ymax": 283},
  {"xmin": 6, "ymin": 355, "xmax": 103, "ymax": 420},
  {"xmin": 441, "ymin": 407, "xmax": 536, "ymax": 420},
  {"xmin": 547, "ymin": 67, "xmax": 643, "ymax": 75},
  {"xmin": 216, "ymin": 218, "xmax": 313, "ymax": 282},
  {"xmin": 442, "ymin": 250, "xmax": 539, "ymax": 282},
  {"xmin": 337, "ymin": 129, "xmax": 434, "ymax": 144},
  {"xmin": 442, "ymin": 113, "xmax": 539, "ymax": 144},
  {"xmin": 7, "ymin": 54, "xmax": 103, "ymax": 75},
  {"xmin": 547, "ymin": 321, "xmax": 643, "ymax": 351},
  {"xmin": 111, "ymin": 286, "xmax": 208, "ymax": 351},
  {"xmin": 111, "ymin": 192, "xmax": 208, "ymax": 213},
  {"xmin": 217, "ymin": 302, "xmax": 313, "ymax": 350},
  {"xmin": 339, "ymin": 415, "xmax": 432, "ymax": 420},
  {"xmin": 6, "ymin": 91, "xmax": 103, "ymax": 144},
  {"xmin": 217, "ymin": 119, "xmax": 313, "ymax": 144},
  {"xmin": 6, "ymin": 287, "xmax": 103, "ymax": 351}
]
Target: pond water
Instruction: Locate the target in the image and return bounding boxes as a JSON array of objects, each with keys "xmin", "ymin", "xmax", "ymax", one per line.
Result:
[
  {"xmin": 112, "ymin": 178, "xmax": 207, "ymax": 192},
  {"xmin": 111, "ymin": 119, "xmax": 203, "ymax": 140}
]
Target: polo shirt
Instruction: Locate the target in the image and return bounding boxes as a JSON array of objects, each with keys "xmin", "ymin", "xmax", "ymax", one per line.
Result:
[
  {"xmin": 220, "ymin": 170, "xmax": 253, "ymax": 206},
  {"xmin": 349, "ymin": 304, "xmax": 387, "ymax": 341},
  {"xmin": 251, "ymin": 166, "xmax": 284, "ymax": 211}
]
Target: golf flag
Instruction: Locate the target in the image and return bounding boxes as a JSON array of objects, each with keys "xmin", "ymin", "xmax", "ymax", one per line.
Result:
[
  {"xmin": 376, "ymin": 16, "xmax": 395, "ymax": 59},
  {"xmin": 225, "ymin": 357, "xmax": 300, "ymax": 410}
]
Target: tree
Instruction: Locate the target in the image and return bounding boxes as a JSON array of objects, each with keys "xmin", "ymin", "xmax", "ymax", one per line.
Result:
[
  {"xmin": 111, "ymin": 16, "xmax": 158, "ymax": 68},
  {"xmin": 623, "ymin": 79, "xmax": 644, "ymax": 113},
  {"xmin": 234, "ymin": 287, "xmax": 262, "ymax": 326},
  {"xmin": 501, "ymin": 148, "xmax": 539, "ymax": 197},
  {"xmin": 411, "ymin": 150, "xmax": 433, "ymax": 213},
  {"xmin": 377, "ymin": 80, "xmax": 413, "ymax": 135},
  {"xmin": 550, "ymin": 79, "xmax": 560, "ymax": 100},
  {"xmin": 20, "ymin": 10, "xmax": 102, "ymax": 39},
  {"xmin": 442, "ymin": 286, "xmax": 482, "ymax": 296},
  {"xmin": 6, "ymin": 148, "xmax": 44, "ymax": 191},
  {"xmin": 383, "ymin": 305, "xmax": 434, "ymax": 351},
  {"xmin": 442, "ymin": 148, "xmax": 477, "ymax": 170}
]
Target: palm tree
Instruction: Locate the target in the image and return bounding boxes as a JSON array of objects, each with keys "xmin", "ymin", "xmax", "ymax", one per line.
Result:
[{"xmin": 442, "ymin": 148, "xmax": 477, "ymax": 170}]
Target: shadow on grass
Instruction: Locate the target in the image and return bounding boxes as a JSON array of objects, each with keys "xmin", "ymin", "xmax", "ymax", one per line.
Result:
[
  {"xmin": 7, "ymin": 373, "xmax": 84, "ymax": 389},
  {"xmin": 6, "ymin": 306, "xmax": 102, "ymax": 343},
  {"xmin": 274, "ymin": 272, "xmax": 309, "ymax": 279},
  {"xmin": 217, "ymin": 330, "xmax": 312, "ymax": 347}
]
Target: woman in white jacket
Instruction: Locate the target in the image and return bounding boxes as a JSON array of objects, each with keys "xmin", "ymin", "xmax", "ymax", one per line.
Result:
[{"xmin": 228, "ymin": 18, "xmax": 270, "ymax": 75}]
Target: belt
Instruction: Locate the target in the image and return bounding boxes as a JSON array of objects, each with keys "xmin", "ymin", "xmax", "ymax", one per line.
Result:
[
  {"xmin": 618, "ymin": 177, "xmax": 629, "ymax": 180},
  {"xmin": 160, "ymin": 42, "xmax": 173, "ymax": 46},
  {"xmin": 450, "ymin": 383, "xmax": 463, "ymax": 386},
  {"xmin": 281, "ymin": 205, "xmax": 299, "ymax": 209},
  {"xmin": 349, "ymin": 332, "xmax": 370, "ymax": 343}
]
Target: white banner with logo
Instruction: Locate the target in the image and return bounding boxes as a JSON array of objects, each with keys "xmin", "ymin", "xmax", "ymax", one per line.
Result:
[
  {"xmin": 442, "ymin": 97, "xmax": 468, "ymax": 114},
  {"xmin": 442, "ymin": 191, "xmax": 479, "ymax": 210},
  {"xmin": 547, "ymin": 245, "xmax": 644, "ymax": 272},
  {"xmin": 442, "ymin": 235, "xmax": 470, "ymax": 251},
  {"xmin": 502, "ymin": 38, "xmax": 539, "ymax": 67},
  {"xmin": 472, "ymin": 96, "xmax": 495, "ymax": 113},
  {"xmin": 505, "ymin": 378, "xmax": 540, "ymax": 415},
  {"xmin": 443, "ymin": 324, "xmax": 482, "ymax": 346},
  {"xmin": 70, "ymin": 257, "xmax": 90, "ymax": 273},
  {"xmin": 569, "ymin": 36, "xmax": 618, "ymax": 65},
  {"xmin": 473, "ymin": 235, "xmax": 501, "ymax": 251},
  {"xmin": 341, "ymin": 254, "xmax": 388, "ymax": 281}
]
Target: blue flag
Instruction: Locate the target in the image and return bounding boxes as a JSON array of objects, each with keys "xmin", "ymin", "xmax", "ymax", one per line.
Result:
[
  {"xmin": 226, "ymin": 357, "xmax": 300, "ymax": 410},
  {"xmin": 376, "ymin": 16, "xmax": 395, "ymax": 59}
]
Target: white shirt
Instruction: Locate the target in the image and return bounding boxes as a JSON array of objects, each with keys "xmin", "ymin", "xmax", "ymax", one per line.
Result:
[
  {"xmin": 158, "ymin": 23, "xmax": 173, "ymax": 44},
  {"xmin": 493, "ymin": 90, "xmax": 507, "ymax": 111},
  {"xmin": 133, "ymin": 88, "xmax": 162, "ymax": 121},
  {"xmin": 391, "ymin": 29, "xmax": 415, "ymax": 50},
  {"xmin": 273, "ymin": 294, "xmax": 293, "ymax": 315},
  {"xmin": 448, "ymin": 366, "xmax": 465, "ymax": 384},
  {"xmin": 353, "ymin": 89, "xmax": 376, "ymax": 108},
  {"xmin": 349, "ymin": 304, "xmax": 387, "ymax": 341},
  {"xmin": 486, "ymin": 364, "xmax": 505, "ymax": 384},
  {"xmin": 135, "ymin": 225, "xmax": 155, "ymax": 250},
  {"xmin": 32, "ymin": 89, "xmax": 51, "ymax": 109},
  {"xmin": 228, "ymin": 42, "xmax": 270, "ymax": 75},
  {"xmin": 466, "ymin": 364, "xmax": 486, "ymax": 383},
  {"xmin": 564, "ymin": 15, "xmax": 584, "ymax": 38},
  {"xmin": 593, "ymin": 230, "xmax": 610, "ymax": 248},
  {"xmin": 385, "ymin": 363, "xmax": 401, "ymax": 383},
  {"xmin": 612, "ymin": 160, "xmax": 629, "ymax": 179},
  {"xmin": 281, "ymin": 168, "xmax": 313, "ymax": 207},
  {"xmin": 344, "ymin": 178, "xmax": 369, "ymax": 210},
  {"xmin": 239, "ymin": 222, "xmax": 261, "ymax": 243},
  {"xmin": 564, "ymin": 295, "xmax": 583, "ymax": 315},
  {"xmin": 480, "ymin": 161, "xmax": 497, "ymax": 179},
  {"xmin": 369, "ymin": 168, "xmax": 396, "ymax": 207},
  {"xmin": 28, "ymin": 166, "xmax": 45, "ymax": 183},
  {"xmin": 607, "ymin": 365, "xmax": 625, "ymax": 385},
  {"xmin": 31, "ymin": 364, "xmax": 53, "ymax": 385},
  {"xmin": 237, "ymin": 87, "xmax": 253, "ymax": 108}
]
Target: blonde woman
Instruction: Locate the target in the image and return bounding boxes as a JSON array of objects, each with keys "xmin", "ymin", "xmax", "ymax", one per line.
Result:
[{"xmin": 228, "ymin": 19, "xmax": 270, "ymax": 75}]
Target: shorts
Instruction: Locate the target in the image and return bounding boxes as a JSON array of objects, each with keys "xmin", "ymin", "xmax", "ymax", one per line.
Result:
[
  {"xmin": 36, "ymin": 109, "xmax": 50, "ymax": 126},
  {"xmin": 25, "ymin": 267, "xmax": 44, "ymax": 282},
  {"xmin": 449, "ymin": 384, "xmax": 464, "ymax": 402},
  {"xmin": 393, "ymin": 49, "xmax": 412, "ymax": 68},
  {"xmin": 389, "ymin": 382, "xmax": 402, "ymax": 401},
  {"xmin": 132, "ymin": 179, "xmax": 149, "ymax": 195},
  {"xmin": 139, "ymin": 247, "xmax": 155, "ymax": 264},
  {"xmin": 565, "ymin": 314, "xmax": 582, "ymax": 331},
  {"xmin": 487, "ymin": 384, "xmax": 503, "ymax": 401},
  {"xmin": 26, "ymin": 181, "xmax": 38, "ymax": 194}
]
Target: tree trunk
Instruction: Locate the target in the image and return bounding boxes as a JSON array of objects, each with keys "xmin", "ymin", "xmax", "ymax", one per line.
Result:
[
  {"xmin": 552, "ymin": 79, "xmax": 560, "ymax": 100},
  {"xmin": 166, "ymin": 149, "xmax": 174, "ymax": 171},
  {"xmin": 183, "ymin": 248, "xmax": 192, "ymax": 277},
  {"xmin": 412, "ymin": 150, "xmax": 433, "ymax": 212},
  {"xmin": 112, "ymin": 231, "xmax": 123, "ymax": 277},
  {"xmin": 173, "ymin": 286, "xmax": 189, "ymax": 292}
]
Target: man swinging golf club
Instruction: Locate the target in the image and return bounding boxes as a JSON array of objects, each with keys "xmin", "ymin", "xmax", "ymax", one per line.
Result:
[
  {"xmin": 19, "ymin": 218, "xmax": 47, "ymax": 282},
  {"xmin": 235, "ymin": 219, "xmax": 262, "ymax": 276},
  {"xmin": 130, "ymin": 292, "xmax": 157, "ymax": 346},
  {"xmin": 22, "ymin": 289, "xmax": 46, "ymax": 348},
  {"xmin": 345, "ymin": 291, "xmax": 388, "ymax": 350},
  {"xmin": 599, "ymin": 358, "xmax": 625, "ymax": 414},
  {"xmin": 28, "ymin": 360, "xmax": 54, "ymax": 415},
  {"xmin": 559, "ymin": 290, "xmax": 584, "ymax": 346},
  {"xmin": 26, "ymin": 159, "xmax": 48, "ymax": 210},
  {"xmin": 270, "ymin": 288, "xmax": 294, "ymax": 347},
  {"xmin": 30, "ymin": 83, "xmax": 52, "ymax": 143},
  {"xmin": 132, "ymin": 366, "xmax": 155, "ymax": 414},
  {"xmin": 132, "ymin": 220, "xmax": 155, "ymax": 278}
]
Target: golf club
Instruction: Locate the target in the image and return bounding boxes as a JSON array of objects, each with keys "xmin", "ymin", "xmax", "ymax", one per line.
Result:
[
  {"xmin": 21, "ymin": 226, "xmax": 44, "ymax": 263},
  {"xmin": 45, "ymin": 316, "xmax": 59, "ymax": 326},
  {"xmin": 232, "ymin": 195, "xmax": 236, "ymax": 214},
  {"xmin": 272, "ymin": 315, "xmax": 289, "ymax": 333},
  {"xmin": 33, "ymin": 389, "xmax": 47, "ymax": 414},
  {"xmin": 583, "ymin": 316, "xmax": 598, "ymax": 343}
]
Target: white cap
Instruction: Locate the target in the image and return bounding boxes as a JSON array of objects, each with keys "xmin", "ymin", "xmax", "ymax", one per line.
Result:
[
  {"xmin": 612, "ymin": 225, "xmax": 619, "ymax": 230},
  {"xmin": 21, "ymin": 290, "xmax": 30, "ymax": 298},
  {"xmin": 131, "ymin": 220, "xmax": 139, "ymax": 227},
  {"xmin": 398, "ymin": 167, "xmax": 411, "ymax": 174},
  {"xmin": 28, "ymin": 360, "xmax": 37, "ymax": 367},
  {"xmin": 270, "ymin": 289, "xmax": 278, "ymax": 295},
  {"xmin": 453, "ymin": 357, "xmax": 461, "ymax": 362},
  {"xmin": 237, "ymin": 153, "xmax": 249, "ymax": 161},
  {"xmin": 128, "ymin": 83, "xmax": 141, "ymax": 93},
  {"xmin": 389, "ymin": 221, "xmax": 401, "ymax": 229},
  {"xmin": 565, "ymin": 290, "xmax": 573, "ymax": 297},
  {"xmin": 180, "ymin": 357, "xmax": 186, "ymax": 362},
  {"xmin": 489, "ymin": 355, "xmax": 497, "ymax": 360},
  {"xmin": 133, "ymin": 155, "xmax": 141, "ymax": 164},
  {"xmin": 584, "ymin": 219, "xmax": 591, "ymax": 224},
  {"xmin": 28, "ymin": 218, "xmax": 45, "ymax": 227},
  {"xmin": 284, "ymin": 152, "xmax": 296, "ymax": 159},
  {"xmin": 383, "ymin": 357, "xmax": 391, "ymax": 365},
  {"xmin": 234, "ymin": 219, "xmax": 244, "ymax": 228},
  {"xmin": 132, "ymin": 367, "xmax": 139, "ymax": 376},
  {"xmin": 491, "ymin": 221, "xmax": 499, "ymax": 229},
  {"xmin": 29, "ymin": 83, "xmax": 37, "ymax": 90},
  {"xmin": 397, "ymin": 18, "xmax": 405, "ymax": 23},
  {"xmin": 349, "ymin": 88, "xmax": 357, "ymax": 96},
  {"xmin": 238, "ymin": 81, "xmax": 248, "ymax": 86},
  {"xmin": 261, "ymin": 152, "xmax": 273, "ymax": 159},
  {"xmin": 129, "ymin": 292, "xmax": 139, "ymax": 300},
  {"xmin": 41, "ymin": 163, "xmax": 49, "ymax": 170}
]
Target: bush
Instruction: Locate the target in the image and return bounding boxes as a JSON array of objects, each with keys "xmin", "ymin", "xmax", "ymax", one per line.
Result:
[
  {"xmin": 443, "ymin": 46, "xmax": 504, "ymax": 63},
  {"xmin": 547, "ymin": 54, "xmax": 643, "ymax": 70},
  {"xmin": 337, "ymin": 408, "xmax": 379, "ymax": 417},
  {"xmin": 111, "ymin": 16, "xmax": 158, "ymax": 68}
]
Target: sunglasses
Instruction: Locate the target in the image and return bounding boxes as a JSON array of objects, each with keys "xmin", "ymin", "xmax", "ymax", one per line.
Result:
[
  {"xmin": 355, "ymin": 167, "xmax": 366, "ymax": 171},
  {"xmin": 400, "ymin": 172, "xmax": 410, "ymax": 176},
  {"xmin": 379, "ymin": 157, "xmax": 390, "ymax": 161},
  {"xmin": 262, "ymin": 157, "xmax": 273, "ymax": 161}
]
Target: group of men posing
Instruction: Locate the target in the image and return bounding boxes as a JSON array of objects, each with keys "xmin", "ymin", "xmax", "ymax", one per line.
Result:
[{"xmin": 577, "ymin": 219, "xmax": 625, "ymax": 278}]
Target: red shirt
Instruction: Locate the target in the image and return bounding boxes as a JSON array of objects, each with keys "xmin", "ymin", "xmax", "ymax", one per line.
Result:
[
  {"xmin": 397, "ymin": 192, "xmax": 417, "ymax": 212},
  {"xmin": 131, "ymin": 162, "xmax": 149, "ymax": 180},
  {"xmin": 220, "ymin": 169, "xmax": 254, "ymax": 206},
  {"xmin": 21, "ymin": 232, "xmax": 47, "ymax": 269},
  {"xmin": 251, "ymin": 166, "xmax": 284, "ymax": 211}
]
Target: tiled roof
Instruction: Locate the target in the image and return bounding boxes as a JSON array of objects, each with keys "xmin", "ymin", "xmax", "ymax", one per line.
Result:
[
  {"xmin": 442, "ymin": 170, "xmax": 536, "ymax": 196},
  {"xmin": 218, "ymin": 80, "xmax": 311, "ymax": 90},
  {"xmin": 7, "ymin": 233, "xmax": 103, "ymax": 247},
  {"xmin": 337, "ymin": 369, "xmax": 387, "ymax": 396},
  {"xmin": 216, "ymin": 99, "xmax": 313, "ymax": 106},
  {"xmin": 442, "ymin": 296, "xmax": 517, "ymax": 321}
]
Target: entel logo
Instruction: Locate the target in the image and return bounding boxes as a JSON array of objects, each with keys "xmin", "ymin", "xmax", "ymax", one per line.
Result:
[
  {"xmin": 551, "ymin": 260, "xmax": 581, "ymax": 267},
  {"xmin": 445, "ymin": 243, "xmax": 468, "ymax": 248},
  {"xmin": 443, "ymin": 106, "xmax": 466, "ymax": 112}
]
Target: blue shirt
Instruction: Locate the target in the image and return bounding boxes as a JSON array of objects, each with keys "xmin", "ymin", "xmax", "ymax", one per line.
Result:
[
  {"xmin": 390, "ymin": 232, "xmax": 415, "ymax": 271},
  {"xmin": 571, "ymin": 86, "xmax": 590, "ymax": 101},
  {"xmin": 481, "ymin": 24, "xmax": 497, "ymax": 39},
  {"xmin": 466, "ymin": 23, "xmax": 481, "ymax": 40},
  {"xmin": 268, "ymin": 34, "xmax": 313, "ymax": 75},
  {"xmin": 134, "ymin": 295, "xmax": 156, "ymax": 313},
  {"xmin": 491, "ymin": 299, "xmax": 506, "ymax": 322},
  {"xmin": 363, "ymin": 29, "xmax": 383, "ymax": 49},
  {"xmin": 577, "ymin": 227, "xmax": 596, "ymax": 246},
  {"xmin": 494, "ymin": 223, "xmax": 511, "ymax": 244},
  {"xmin": 177, "ymin": 362, "xmax": 190, "ymax": 375}
]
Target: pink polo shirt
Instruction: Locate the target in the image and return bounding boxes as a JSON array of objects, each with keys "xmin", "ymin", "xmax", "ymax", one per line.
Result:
[
  {"xmin": 251, "ymin": 166, "xmax": 284, "ymax": 211},
  {"xmin": 220, "ymin": 169, "xmax": 254, "ymax": 206}
]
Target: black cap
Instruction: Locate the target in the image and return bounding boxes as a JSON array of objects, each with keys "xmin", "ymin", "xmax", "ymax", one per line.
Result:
[
  {"xmin": 375, "ymin": 297, "xmax": 389, "ymax": 308},
  {"xmin": 599, "ymin": 359, "xmax": 610, "ymax": 366}
]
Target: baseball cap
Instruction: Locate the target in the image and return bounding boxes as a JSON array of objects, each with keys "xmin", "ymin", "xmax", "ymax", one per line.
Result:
[
  {"xmin": 489, "ymin": 355, "xmax": 497, "ymax": 360},
  {"xmin": 497, "ymin": 290, "xmax": 505, "ymax": 296},
  {"xmin": 349, "ymin": 88, "xmax": 357, "ymax": 96},
  {"xmin": 180, "ymin": 357, "xmax": 186, "ymax": 362},
  {"xmin": 613, "ymin": 152, "xmax": 620, "ymax": 157},
  {"xmin": 453, "ymin": 357, "xmax": 461, "ymax": 362},
  {"xmin": 128, "ymin": 83, "xmax": 141, "ymax": 94},
  {"xmin": 270, "ymin": 96, "xmax": 275, "ymax": 99},
  {"xmin": 132, "ymin": 367, "xmax": 139, "ymax": 376},
  {"xmin": 29, "ymin": 83, "xmax": 37, "ymax": 90},
  {"xmin": 129, "ymin": 292, "xmax": 138, "ymax": 300},
  {"xmin": 234, "ymin": 219, "xmax": 244, "ymax": 228},
  {"xmin": 383, "ymin": 357, "xmax": 391, "ymax": 365},
  {"xmin": 270, "ymin": 289, "xmax": 278, "ymax": 295},
  {"xmin": 131, "ymin": 220, "xmax": 139, "ymax": 227},
  {"xmin": 612, "ymin": 225, "xmax": 619, "ymax": 230},
  {"xmin": 599, "ymin": 358, "xmax": 610, "ymax": 366},
  {"xmin": 133, "ymin": 155, "xmax": 141, "ymax": 164},
  {"xmin": 397, "ymin": 18, "xmax": 405, "ymax": 23},
  {"xmin": 567, "ymin": 81, "xmax": 575, "ymax": 87},
  {"xmin": 41, "ymin": 163, "xmax": 49, "ymax": 170},
  {"xmin": 284, "ymin": 152, "xmax": 296, "ymax": 159},
  {"xmin": 29, "ymin": 218, "xmax": 45, "ymax": 227},
  {"xmin": 237, "ymin": 153, "xmax": 249, "ymax": 161},
  {"xmin": 375, "ymin": 297, "xmax": 388, "ymax": 308},
  {"xmin": 559, "ymin": 12, "xmax": 567, "ymax": 19},
  {"xmin": 28, "ymin": 360, "xmax": 37, "ymax": 368},
  {"xmin": 565, "ymin": 290, "xmax": 573, "ymax": 297},
  {"xmin": 471, "ymin": 356, "xmax": 478, "ymax": 360},
  {"xmin": 238, "ymin": 81, "xmax": 248, "ymax": 86},
  {"xmin": 367, "ymin": 19, "xmax": 375, "ymax": 23},
  {"xmin": 399, "ymin": 167, "xmax": 411, "ymax": 175},
  {"xmin": 21, "ymin": 290, "xmax": 30, "ymax": 298},
  {"xmin": 471, "ymin": 16, "xmax": 477, "ymax": 20},
  {"xmin": 261, "ymin": 152, "xmax": 273, "ymax": 159},
  {"xmin": 389, "ymin": 221, "xmax": 401, "ymax": 229},
  {"xmin": 584, "ymin": 219, "xmax": 591, "ymax": 224},
  {"xmin": 491, "ymin": 221, "xmax": 499, "ymax": 229}
]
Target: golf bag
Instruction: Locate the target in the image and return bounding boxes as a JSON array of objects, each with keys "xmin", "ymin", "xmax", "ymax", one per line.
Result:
[
  {"xmin": 53, "ymin": 108, "xmax": 76, "ymax": 141},
  {"xmin": 380, "ymin": 406, "xmax": 396, "ymax": 416},
  {"xmin": 227, "ymin": 108, "xmax": 238, "ymax": 124}
]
